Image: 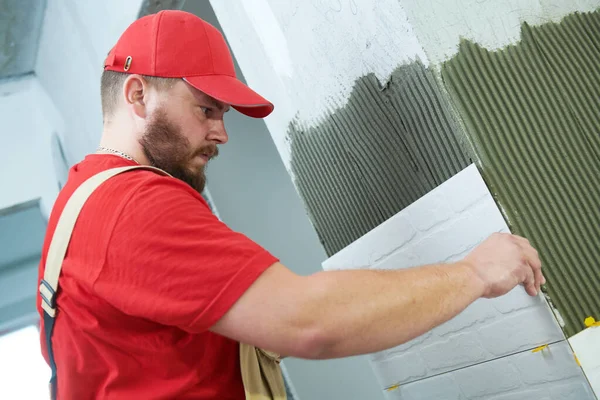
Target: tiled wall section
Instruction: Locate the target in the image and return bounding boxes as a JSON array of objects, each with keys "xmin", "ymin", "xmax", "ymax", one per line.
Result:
[
  {"xmin": 322, "ymin": 165, "xmax": 593, "ymax": 396},
  {"xmin": 385, "ymin": 341, "xmax": 595, "ymax": 400}
]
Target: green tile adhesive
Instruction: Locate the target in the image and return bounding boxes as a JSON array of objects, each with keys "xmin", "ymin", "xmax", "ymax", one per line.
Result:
[
  {"xmin": 289, "ymin": 61, "xmax": 472, "ymax": 256},
  {"xmin": 442, "ymin": 11, "xmax": 600, "ymax": 337}
]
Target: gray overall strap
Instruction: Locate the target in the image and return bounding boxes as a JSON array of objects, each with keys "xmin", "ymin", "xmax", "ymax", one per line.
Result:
[{"xmin": 38, "ymin": 165, "xmax": 170, "ymax": 399}]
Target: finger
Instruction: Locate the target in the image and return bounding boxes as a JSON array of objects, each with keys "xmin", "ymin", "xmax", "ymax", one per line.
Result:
[
  {"xmin": 511, "ymin": 234, "xmax": 530, "ymax": 244},
  {"xmin": 522, "ymin": 261, "xmax": 538, "ymax": 296},
  {"xmin": 533, "ymin": 267, "xmax": 544, "ymax": 294},
  {"xmin": 513, "ymin": 235, "xmax": 542, "ymax": 270},
  {"xmin": 512, "ymin": 235, "xmax": 542, "ymax": 295},
  {"xmin": 537, "ymin": 268, "xmax": 546, "ymax": 286}
]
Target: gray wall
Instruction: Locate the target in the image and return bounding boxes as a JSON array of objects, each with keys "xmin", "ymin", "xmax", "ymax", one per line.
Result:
[{"xmin": 182, "ymin": 2, "xmax": 384, "ymax": 399}]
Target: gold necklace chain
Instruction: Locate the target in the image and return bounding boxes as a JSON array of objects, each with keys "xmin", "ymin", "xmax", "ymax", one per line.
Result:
[{"xmin": 97, "ymin": 146, "xmax": 139, "ymax": 164}]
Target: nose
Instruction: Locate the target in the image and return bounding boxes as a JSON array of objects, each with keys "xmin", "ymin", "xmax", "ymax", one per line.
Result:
[{"xmin": 208, "ymin": 119, "xmax": 229, "ymax": 144}]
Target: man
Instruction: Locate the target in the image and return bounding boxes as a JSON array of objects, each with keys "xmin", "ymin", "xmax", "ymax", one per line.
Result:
[{"xmin": 37, "ymin": 10, "xmax": 544, "ymax": 400}]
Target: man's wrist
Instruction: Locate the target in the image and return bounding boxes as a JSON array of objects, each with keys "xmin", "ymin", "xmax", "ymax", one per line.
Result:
[{"xmin": 453, "ymin": 260, "xmax": 487, "ymax": 299}]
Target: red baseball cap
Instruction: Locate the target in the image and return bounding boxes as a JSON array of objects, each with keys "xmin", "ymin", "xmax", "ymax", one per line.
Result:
[{"xmin": 104, "ymin": 10, "xmax": 273, "ymax": 118}]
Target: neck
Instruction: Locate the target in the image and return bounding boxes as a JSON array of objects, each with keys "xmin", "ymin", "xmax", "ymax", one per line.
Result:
[{"xmin": 99, "ymin": 122, "xmax": 151, "ymax": 165}]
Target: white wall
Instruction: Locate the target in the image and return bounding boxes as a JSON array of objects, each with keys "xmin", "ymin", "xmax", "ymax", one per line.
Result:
[
  {"xmin": 401, "ymin": 0, "xmax": 600, "ymax": 65},
  {"xmin": 0, "ymin": 76, "xmax": 60, "ymax": 218},
  {"xmin": 210, "ymin": 0, "xmax": 599, "ymax": 176},
  {"xmin": 210, "ymin": 0, "xmax": 427, "ymax": 171},
  {"xmin": 35, "ymin": 0, "xmax": 142, "ymax": 166}
]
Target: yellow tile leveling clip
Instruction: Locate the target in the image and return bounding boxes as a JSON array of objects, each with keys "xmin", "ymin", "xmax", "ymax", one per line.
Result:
[
  {"xmin": 584, "ymin": 316, "xmax": 600, "ymax": 328},
  {"xmin": 386, "ymin": 384, "xmax": 401, "ymax": 392},
  {"xmin": 531, "ymin": 344, "xmax": 548, "ymax": 353}
]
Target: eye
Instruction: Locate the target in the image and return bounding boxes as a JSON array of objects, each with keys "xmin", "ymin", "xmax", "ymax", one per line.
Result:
[{"xmin": 199, "ymin": 106, "xmax": 212, "ymax": 115}]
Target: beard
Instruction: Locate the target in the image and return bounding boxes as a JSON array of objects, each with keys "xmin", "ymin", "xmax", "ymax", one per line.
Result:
[{"xmin": 140, "ymin": 109, "xmax": 217, "ymax": 194}]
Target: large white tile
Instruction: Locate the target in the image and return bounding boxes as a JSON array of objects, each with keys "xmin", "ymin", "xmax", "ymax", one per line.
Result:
[
  {"xmin": 323, "ymin": 165, "xmax": 566, "ymax": 387},
  {"xmin": 387, "ymin": 342, "xmax": 594, "ymax": 400}
]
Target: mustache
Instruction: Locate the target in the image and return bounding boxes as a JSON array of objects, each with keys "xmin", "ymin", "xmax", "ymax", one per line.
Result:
[{"xmin": 194, "ymin": 144, "xmax": 219, "ymax": 160}]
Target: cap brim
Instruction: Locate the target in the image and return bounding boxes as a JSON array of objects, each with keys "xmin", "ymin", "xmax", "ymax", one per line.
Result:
[{"xmin": 184, "ymin": 75, "xmax": 274, "ymax": 118}]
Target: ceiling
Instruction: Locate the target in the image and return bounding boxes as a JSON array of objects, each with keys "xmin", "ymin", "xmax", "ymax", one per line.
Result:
[
  {"xmin": 0, "ymin": 0, "xmax": 46, "ymax": 80},
  {"xmin": 0, "ymin": 0, "xmax": 190, "ymax": 82},
  {"xmin": 138, "ymin": 0, "xmax": 186, "ymax": 17}
]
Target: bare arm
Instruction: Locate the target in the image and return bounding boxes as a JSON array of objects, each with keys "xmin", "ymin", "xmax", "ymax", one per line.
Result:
[{"xmin": 211, "ymin": 233, "xmax": 543, "ymax": 359}]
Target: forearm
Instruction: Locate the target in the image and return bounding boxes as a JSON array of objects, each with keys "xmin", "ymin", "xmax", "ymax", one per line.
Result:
[
  {"xmin": 303, "ymin": 261, "xmax": 484, "ymax": 359},
  {"xmin": 213, "ymin": 234, "xmax": 541, "ymax": 360}
]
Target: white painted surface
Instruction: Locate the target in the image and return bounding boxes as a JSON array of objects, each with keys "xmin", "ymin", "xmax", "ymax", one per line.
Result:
[
  {"xmin": 35, "ymin": 0, "xmax": 142, "ymax": 166},
  {"xmin": 570, "ymin": 326, "xmax": 600, "ymax": 395},
  {"xmin": 210, "ymin": 0, "xmax": 428, "ymax": 170},
  {"xmin": 0, "ymin": 76, "xmax": 60, "ymax": 218},
  {"xmin": 402, "ymin": 0, "xmax": 600, "ymax": 65},
  {"xmin": 321, "ymin": 165, "xmax": 595, "ymax": 396}
]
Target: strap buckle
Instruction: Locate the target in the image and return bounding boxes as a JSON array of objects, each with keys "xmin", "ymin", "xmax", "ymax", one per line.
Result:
[{"xmin": 39, "ymin": 280, "xmax": 56, "ymax": 316}]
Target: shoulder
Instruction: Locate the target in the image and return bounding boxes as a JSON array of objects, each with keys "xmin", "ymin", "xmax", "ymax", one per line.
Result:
[{"xmin": 114, "ymin": 169, "xmax": 211, "ymax": 212}]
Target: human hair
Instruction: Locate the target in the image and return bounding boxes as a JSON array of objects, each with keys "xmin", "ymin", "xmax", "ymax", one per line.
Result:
[{"xmin": 100, "ymin": 70, "xmax": 177, "ymax": 121}]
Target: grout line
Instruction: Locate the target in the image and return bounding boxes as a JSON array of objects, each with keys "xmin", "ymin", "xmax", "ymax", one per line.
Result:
[{"xmin": 383, "ymin": 339, "xmax": 566, "ymax": 391}]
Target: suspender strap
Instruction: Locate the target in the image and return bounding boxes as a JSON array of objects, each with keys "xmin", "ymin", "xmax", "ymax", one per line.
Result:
[
  {"xmin": 38, "ymin": 166, "xmax": 169, "ymax": 399},
  {"xmin": 37, "ymin": 164, "xmax": 285, "ymax": 399}
]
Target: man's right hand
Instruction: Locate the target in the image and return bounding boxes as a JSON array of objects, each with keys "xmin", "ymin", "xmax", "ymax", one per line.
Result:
[{"xmin": 463, "ymin": 232, "xmax": 545, "ymax": 299}]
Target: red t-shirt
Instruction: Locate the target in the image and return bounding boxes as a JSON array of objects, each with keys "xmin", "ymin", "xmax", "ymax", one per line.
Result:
[{"xmin": 37, "ymin": 154, "xmax": 278, "ymax": 399}]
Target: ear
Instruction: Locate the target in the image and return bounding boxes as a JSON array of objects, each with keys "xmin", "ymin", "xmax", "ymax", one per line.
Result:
[{"xmin": 122, "ymin": 74, "xmax": 148, "ymax": 119}]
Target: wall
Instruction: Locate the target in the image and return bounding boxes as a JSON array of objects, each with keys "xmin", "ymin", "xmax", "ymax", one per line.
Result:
[
  {"xmin": 323, "ymin": 165, "xmax": 595, "ymax": 399},
  {"xmin": 211, "ymin": 0, "xmax": 600, "ymax": 397},
  {"xmin": 0, "ymin": 247, "xmax": 42, "ymax": 333},
  {"xmin": 205, "ymin": 79, "xmax": 384, "ymax": 400},
  {"xmin": 0, "ymin": 75, "xmax": 59, "ymax": 333},
  {"xmin": 0, "ymin": 76, "xmax": 60, "ymax": 217},
  {"xmin": 210, "ymin": 0, "xmax": 600, "ymax": 257},
  {"xmin": 0, "ymin": 0, "xmax": 46, "ymax": 80},
  {"xmin": 181, "ymin": 1, "xmax": 384, "ymax": 399},
  {"xmin": 210, "ymin": 0, "xmax": 427, "ymax": 171},
  {"xmin": 442, "ymin": 10, "xmax": 600, "ymax": 338},
  {"xmin": 401, "ymin": 0, "xmax": 599, "ymax": 65},
  {"xmin": 35, "ymin": 0, "xmax": 142, "ymax": 166}
]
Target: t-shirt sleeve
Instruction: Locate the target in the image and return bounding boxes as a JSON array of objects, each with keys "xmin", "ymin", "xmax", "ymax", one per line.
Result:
[{"xmin": 92, "ymin": 176, "xmax": 279, "ymax": 333}]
